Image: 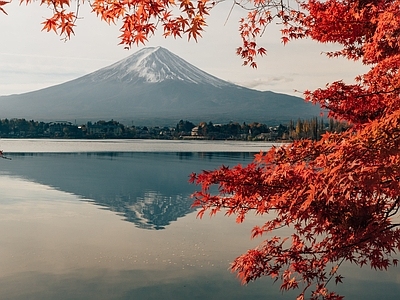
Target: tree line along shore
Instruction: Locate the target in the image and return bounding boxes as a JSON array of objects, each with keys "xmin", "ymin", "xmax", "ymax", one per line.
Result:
[{"xmin": 0, "ymin": 118, "xmax": 349, "ymax": 141}]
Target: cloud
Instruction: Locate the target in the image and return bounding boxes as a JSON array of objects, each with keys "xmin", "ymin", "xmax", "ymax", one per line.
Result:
[
  {"xmin": 0, "ymin": 65, "xmax": 83, "ymax": 96},
  {"xmin": 0, "ymin": 53, "xmax": 116, "ymax": 95},
  {"xmin": 236, "ymin": 76, "xmax": 294, "ymax": 91}
]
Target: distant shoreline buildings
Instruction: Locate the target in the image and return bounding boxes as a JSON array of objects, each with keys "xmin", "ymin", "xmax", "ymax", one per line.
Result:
[{"xmin": 0, "ymin": 118, "xmax": 349, "ymax": 141}]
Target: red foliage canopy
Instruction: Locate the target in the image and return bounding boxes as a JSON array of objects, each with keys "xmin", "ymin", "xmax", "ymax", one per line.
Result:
[
  {"xmin": 2, "ymin": 0, "xmax": 400, "ymax": 299},
  {"xmin": 190, "ymin": 1, "xmax": 400, "ymax": 299}
]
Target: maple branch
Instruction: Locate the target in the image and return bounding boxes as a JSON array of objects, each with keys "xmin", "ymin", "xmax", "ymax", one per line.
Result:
[
  {"xmin": 261, "ymin": 221, "xmax": 400, "ymax": 259},
  {"xmin": 74, "ymin": 0, "xmax": 82, "ymax": 23},
  {"xmin": 324, "ymin": 257, "xmax": 346, "ymax": 287},
  {"xmin": 384, "ymin": 196, "xmax": 400, "ymax": 219},
  {"xmin": 224, "ymin": 0, "xmax": 236, "ymax": 26},
  {"xmin": 353, "ymin": 86, "xmax": 400, "ymax": 99},
  {"xmin": 326, "ymin": 223, "xmax": 400, "ymax": 258},
  {"xmin": 221, "ymin": 203, "xmax": 290, "ymax": 211},
  {"xmin": 60, "ymin": 0, "xmax": 82, "ymax": 42}
]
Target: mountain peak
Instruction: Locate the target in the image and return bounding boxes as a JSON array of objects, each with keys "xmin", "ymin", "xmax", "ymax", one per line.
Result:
[
  {"xmin": 0, "ymin": 47, "xmax": 322, "ymax": 125},
  {"xmin": 87, "ymin": 46, "xmax": 231, "ymax": 87}
]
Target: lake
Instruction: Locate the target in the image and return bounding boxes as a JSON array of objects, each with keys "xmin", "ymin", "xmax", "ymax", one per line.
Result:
[{"xmin": 0, "ymin": 139, "xmax": 398, "ymax": 299}]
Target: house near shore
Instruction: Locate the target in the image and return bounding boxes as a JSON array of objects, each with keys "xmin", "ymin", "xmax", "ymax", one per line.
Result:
[{"xmin": 86, "ymin": 121, "xmax": 123, "ymax": 137}]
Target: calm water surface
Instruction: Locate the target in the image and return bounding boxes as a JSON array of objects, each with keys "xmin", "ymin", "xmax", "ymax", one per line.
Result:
[{"xmin": 0, "ymin": 140, "xmax": 398, "ymax": 299}]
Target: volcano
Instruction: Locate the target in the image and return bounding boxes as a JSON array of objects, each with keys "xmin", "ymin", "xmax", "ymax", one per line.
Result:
[{"xmin": 0, "ymin": 47, "xmax": 322, "ymax": 125}]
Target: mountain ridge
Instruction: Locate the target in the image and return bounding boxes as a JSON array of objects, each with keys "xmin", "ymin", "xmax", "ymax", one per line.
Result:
[
  {"xmin": 0, "ymin": 47, "xmax": 322, "ymax": 125},
  {"xmin": 86, "ymin": 46, "xmax": 231, "ymax": 87}
]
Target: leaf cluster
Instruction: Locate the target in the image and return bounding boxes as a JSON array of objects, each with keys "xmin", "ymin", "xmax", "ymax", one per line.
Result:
[
  {"xmin": 0, "ymin": 1, "xmax": 9, "ymax": 15},
  {"xmin": 191, "ymin": 112, "xmax": 400, "ymax": 298},
  {"xmin": 190, "ymin": 2, "xmax": 400, "ymax": 298},
  {"xmin": 17, "ymin": 0, "xmax": 214, "ymax": 46}
]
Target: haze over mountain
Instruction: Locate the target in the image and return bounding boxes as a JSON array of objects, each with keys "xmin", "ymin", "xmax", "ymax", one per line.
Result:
[{"xmin": 0, "ymin": 47, "xmax": 322, "ymax": 125}]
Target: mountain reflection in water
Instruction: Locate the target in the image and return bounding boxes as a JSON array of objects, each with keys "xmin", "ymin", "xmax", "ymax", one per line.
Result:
[{"xmin": 0, "ymin": 152, "xmax": 255, "ymax": 230}]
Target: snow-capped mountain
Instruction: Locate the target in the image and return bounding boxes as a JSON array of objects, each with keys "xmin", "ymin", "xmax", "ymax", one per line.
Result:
[
  {"xmin": 0, "ymin": 47, "xmax": 322, "ymax": 125},
  {"xmin": 87, "ymin": 46, "xmax": 230, "ymax": 87}
]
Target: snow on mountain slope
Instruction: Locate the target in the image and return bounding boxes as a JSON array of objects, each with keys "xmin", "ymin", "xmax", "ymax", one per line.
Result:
[
  {"xmin": 0, "ymin": 46, "xmax": 323, "ymax": 124},
  {"xmin": 87, "ymin": 46, "xmax": 232, "ymax": 87}
]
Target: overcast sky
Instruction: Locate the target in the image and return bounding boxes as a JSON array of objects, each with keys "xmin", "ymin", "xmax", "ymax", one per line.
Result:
[{"xmin": 1, "ymin": 1, "xmax": 368, "ymax": 97}]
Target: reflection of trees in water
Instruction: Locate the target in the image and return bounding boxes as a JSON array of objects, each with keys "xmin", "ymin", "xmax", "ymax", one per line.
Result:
[
  {"xmin": 176, "ymin": 152, "xmax": 255, "ymax": 161},
  {"xmin": 93, "ymin": 191, "xmax": 194, "ymax": 230},
  {"xmin": 12, "ymin": 151, "xmax": 255, "ymax": 162}
]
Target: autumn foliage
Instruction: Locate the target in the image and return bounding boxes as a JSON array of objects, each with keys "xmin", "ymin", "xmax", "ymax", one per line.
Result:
[
  {"xmin": 191, "ymin": 1, "xmax": 400, "ymax": 299},
  {"xmin": 2, "ymin": 0, "xmax": 400, "ymax": 299}
]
